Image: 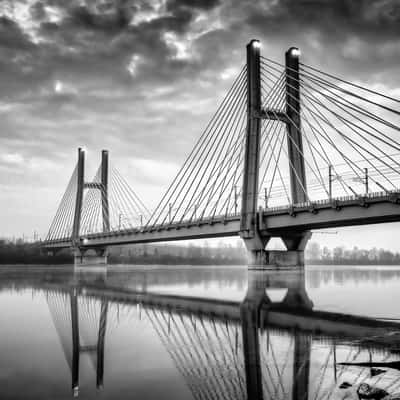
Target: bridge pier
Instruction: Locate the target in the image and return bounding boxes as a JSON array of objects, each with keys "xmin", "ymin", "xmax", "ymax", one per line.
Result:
[
  {"xmin": 245, "ymin": 230, "xmax": 311, "ymax": 269},
  {"xmin": 74, "ymin": 248, "xmax": 108, "ymax": 268}
]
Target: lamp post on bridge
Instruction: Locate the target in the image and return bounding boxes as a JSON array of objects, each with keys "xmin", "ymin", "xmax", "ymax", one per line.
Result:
[
  {"xmin": 234, "ymin": 185, "xmax": 238, "ymax": 214},
  {"xmin": 264, "ymin": 188, "xmax": 268, "ymax": 209}
]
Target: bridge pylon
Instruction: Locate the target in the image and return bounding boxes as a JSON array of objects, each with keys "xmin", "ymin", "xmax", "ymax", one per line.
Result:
[
  {"xmin": 240, "ymin": 40, "xmax": 311, "ymax": 269},
  {"xmin": 72, "ymin": 148, "xmax": 109, "ymax": 267}
]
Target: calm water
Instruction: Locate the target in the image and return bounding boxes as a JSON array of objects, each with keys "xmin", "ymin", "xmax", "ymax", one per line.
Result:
[{"xmin": 1, "ymin": 264, "xmax": 400, "ymax": 399}]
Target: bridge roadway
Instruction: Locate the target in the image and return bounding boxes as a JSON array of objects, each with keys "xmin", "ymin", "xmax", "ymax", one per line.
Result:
[
  {"xmin": 44, "ymin": 190, "xmax": 400, "ymax": 249},
  {"xmin": 40, "ymin": 281, "xmax": 400, "ymax": 351}
]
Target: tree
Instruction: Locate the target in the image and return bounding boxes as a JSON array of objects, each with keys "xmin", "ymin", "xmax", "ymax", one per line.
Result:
[
  {"xmin": 321, "ymin": 246, "xmax": 331, "ymax": 260},
  {"xmin": 333, "ymin": 246, "xmax": 344, "ymax": 261},
  {"xmin": 307, "ymin": 242, "xmax": 321, "ymax": 260}
]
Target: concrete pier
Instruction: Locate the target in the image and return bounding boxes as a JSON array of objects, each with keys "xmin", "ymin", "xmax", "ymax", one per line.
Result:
[
  {"xmin": 246, "ymin": 231, "xmax": 311, "ymax": 270},
  {"xmin": 74, "ymin": 248, "xmax": 108, "ymax": 268},
  {"xmin": 248, "ymin": 249, "xmax": 305, "ymax": 270}
]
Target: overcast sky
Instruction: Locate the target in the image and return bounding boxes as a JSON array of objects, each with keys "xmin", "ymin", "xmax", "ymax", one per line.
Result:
[{"xmin": 1, "ymin": 0, "xmax": 400, "ymax": 249}]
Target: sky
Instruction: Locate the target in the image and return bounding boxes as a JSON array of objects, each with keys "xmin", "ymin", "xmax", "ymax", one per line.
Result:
[{"xmin": 0, "ymin": 0, "xmax": 400, "ymax": 249}]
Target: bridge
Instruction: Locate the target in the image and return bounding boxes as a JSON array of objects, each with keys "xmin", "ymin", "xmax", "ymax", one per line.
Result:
[
  {"xmin": 42, "ymin": 39, "xmax": 400, "ymax": 268},
  {"xmin": 36, "ymin": 270, "xmax": 400, "ymax": 399}
]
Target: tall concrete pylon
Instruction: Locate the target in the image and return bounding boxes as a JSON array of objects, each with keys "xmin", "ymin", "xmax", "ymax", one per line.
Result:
[
  {"xmin": 240, "ymin": 39, "xmax": 262, "ymax": 238},
  {"xmin": 240, "ymin": 41, "xmax": 310, "ymax": 268},
  {"xmin": 71, "ymin": 148, "xmax": 109, "ymax": 267},
  {"xmin": 72, "ymin": 148, "xmax": 85, "ymax": 246},
  {"xmin": 286, "ymin": 47, "xmax": 307, "ymax": 204}
]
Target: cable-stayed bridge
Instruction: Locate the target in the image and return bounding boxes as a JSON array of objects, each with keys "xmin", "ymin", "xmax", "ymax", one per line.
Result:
[
  {"xmin": 40, "ymin": 271, "xmax": 400, "ymax": 399},
  {"xmin": 42, "ymin": 39, "xmax": 400, "ymax": 267}
]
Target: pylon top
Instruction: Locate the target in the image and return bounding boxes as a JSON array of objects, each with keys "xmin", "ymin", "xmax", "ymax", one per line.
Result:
[
  {"xmin": 287, "ymin": 47, "xmax": 300, "ymax": 57},
  {"xmin": 248, "ymin": 39, "xmax": 261, "ymax": 49}
]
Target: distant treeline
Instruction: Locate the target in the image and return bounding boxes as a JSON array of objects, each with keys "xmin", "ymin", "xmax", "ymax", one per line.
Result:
[
  {"xmin": 305, "ymin": 242, "xmax": 400, "ymax": 265},
  {"xmin": 2, "ymin": 239, "xmax": 400, "ymax": 265},
  {"xmin": 108, "ymin": 241, "xmax": 248, "ymax": 265},
  {"xmin": 0, "ymin": 240, "xmax": 72, "ymax": 264},
  {"xmin": 0, "ymin": 239, "xmax": 247, "ymax": 265}
]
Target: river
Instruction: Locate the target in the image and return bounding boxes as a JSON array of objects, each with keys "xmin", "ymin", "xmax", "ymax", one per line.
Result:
[{"xmin": 0, "ymin": 264, "xmax": 399, "ymax": 399}]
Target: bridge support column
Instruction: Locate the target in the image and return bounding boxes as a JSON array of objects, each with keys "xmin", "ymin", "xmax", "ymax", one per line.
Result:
[
  {"xmin": 246, "ymin": 231, "xmax": 311, "ymax": 269},
  {"xmin": 265, "ymin": 230, "xmax": 311, "ymax": 269},
  {"xmin": 243, "ymin": 232, "xmax": 270, "ymax": 269},
  {"xmin": 74, "ymin": 248, "xmax": 108, "ymax": 268}
]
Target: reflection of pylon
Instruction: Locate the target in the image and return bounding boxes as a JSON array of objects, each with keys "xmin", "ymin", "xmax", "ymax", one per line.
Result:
[
  {"xmin": 240, "ymin": 270, "xmax": 313, "ymax": 400},
  {"xmin": 70, "ymin": 292, "xmax": 108, "ymax": 397},
  {"xmin": 71, "ymin": 291, "xmax": 79, "ymax": 397},
  {"xmin": 292, "ymin": 330, "xmax": 311, "ymax": 400},
  {"xmin": 96, "ymin": 300, "xmax": 108, "ymax": 389},
  {"xmin": 240, "ymin": 298, "xmax": 263, "ymax": 400}
]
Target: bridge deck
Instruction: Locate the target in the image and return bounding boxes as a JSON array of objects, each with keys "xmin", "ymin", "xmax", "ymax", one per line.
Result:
[{"xmin": 43, "ymin": 190, "xmax": 400, "ymax": 249}]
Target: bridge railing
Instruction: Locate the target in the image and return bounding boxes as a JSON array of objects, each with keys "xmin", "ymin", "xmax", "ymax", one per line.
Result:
[{"xmin": 263, "ymin": 188, "xmax": 400, "ymax": 214}]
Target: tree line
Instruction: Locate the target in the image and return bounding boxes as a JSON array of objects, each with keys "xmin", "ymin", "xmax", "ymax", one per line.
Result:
[
  {"xmin": 1, "ymin": 238, "xmax": 400, "ymax": 265},
  {"xmin": 0, "ymin": 239, "xmax": 247, "ymax": 265},
  {"xmin": 305, "ymin": 241, "xmax": 400, "ymax": 265}
]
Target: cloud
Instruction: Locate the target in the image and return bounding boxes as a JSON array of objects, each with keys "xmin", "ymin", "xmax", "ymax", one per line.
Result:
[
  {"xmin": 0, "ymin": 0, "xmax": 399, "ymax": 238},
  {"xmin": 0, "ymin": 153, "xmax": 24, "ymax": 165}
]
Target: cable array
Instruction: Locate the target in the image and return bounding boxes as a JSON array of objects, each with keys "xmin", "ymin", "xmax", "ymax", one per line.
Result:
[
  {"xmin": 259, "ymin": 55, "xmax": 400, "ymax": 208},
  {"xmin": 45, "ymin": 50, "xmax": 400, "ymax": 241},
  {"xmin": 80, "ymin": 166, "xmax": 150, "ymax": 235},
  {"xmin": 144, "ymin": 66, "xmax": 248, "ymax": 228},
  {"xmin": 46, "ymin": 162, "xmax": 150, "ymax": 240},
  {"xmin": 46, "ymin": 166, "xmax": 78, "ymax": 241}
]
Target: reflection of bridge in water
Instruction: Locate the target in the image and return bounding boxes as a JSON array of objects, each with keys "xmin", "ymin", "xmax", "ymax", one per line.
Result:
[
  {"xmin": 44, "ymin": 271, "xmax": 400, "ymax": 399},
  {"xmin": 46, "ymin": 289, "xmax": 108, "ymax": 396}
]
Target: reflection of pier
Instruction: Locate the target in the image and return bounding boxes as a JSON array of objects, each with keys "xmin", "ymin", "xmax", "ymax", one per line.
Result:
[
  {"xmin": 43, "ymin": 271, "xmax": 400, "ymax": 399},
  {"xmin": 46, "ymin": 290, "xmax": 108, "ymax": 396}
]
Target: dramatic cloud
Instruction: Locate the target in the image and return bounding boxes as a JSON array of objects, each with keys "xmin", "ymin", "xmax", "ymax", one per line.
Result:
[{"xmin": 0, "ymin": 0, "xmax": 399, "ymax": 241}]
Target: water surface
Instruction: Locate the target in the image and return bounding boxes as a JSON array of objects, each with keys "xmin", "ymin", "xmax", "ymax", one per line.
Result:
[{"xmin": 0, "ymin": 264, "xmax": 400, "ymax": 399}]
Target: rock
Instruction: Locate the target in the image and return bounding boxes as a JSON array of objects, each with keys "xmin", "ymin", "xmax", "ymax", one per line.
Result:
[{"xmin": 357, "ymin": 383, "xmax": 389, "ymax": 399}]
